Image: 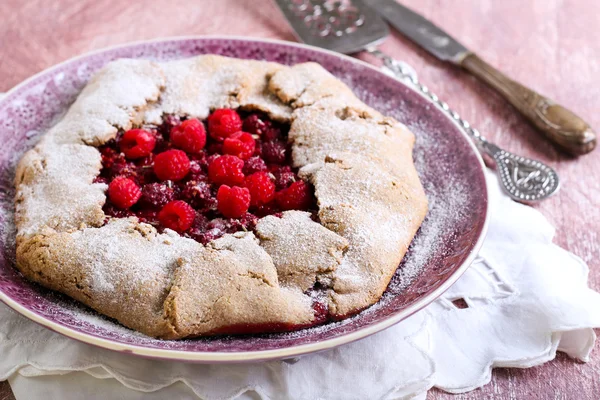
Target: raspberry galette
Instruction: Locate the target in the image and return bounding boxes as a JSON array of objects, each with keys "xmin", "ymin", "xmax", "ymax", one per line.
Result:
[{"xmin": 14, "ymin": 55, "xmax": 427, "ymax": 339}]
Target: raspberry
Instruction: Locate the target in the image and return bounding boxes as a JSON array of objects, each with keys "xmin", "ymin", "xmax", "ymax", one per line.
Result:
[
  {"xmin": 222, "ymin": 131, "xmax": 255, "ymax": 160},
  {"xmin": 263, "ymin": 126, "xmax": 283, "ymax": 142},
  {"xmin": 186, "ymin": 213, "xmax": 211, "ymax": 243},
  {"xmin": 242, "ymin": 114, "xmax": 271, "ymax": 136},
  {"xmin": 272, "ymin": 166, "xmax": 296, "ymax": 190},
  {"xmin": 109, "ymin": 154, "xmax": 138, "ymax": 181},
  {"xmin": 158, "ymin": 200, "xmax": 196, "ymax": 233},
  {"xmin": 153, "ymin": 149, "xmax": 190, "ymax": 181},
  {"xmin": 208, "ymin": 155, "xmax": 245, "ymax": 186},
  {"xmin": 108, "ymin": 177, "xmax": 142, "ymax": 209},
  {"xmin": 262, "ymin": 140, "xmax": 287, "ymax": 164},
  {"xmin": 207, "ymin": 109, "xmax": 242, "ymax": 141},
  {"xmin": 135, "ymin": 154, "xmax": 155, "ymax": 185},
  {"xmin": 243, "ymin": 156, "xmax": 267, "ymax": 175},
  {"xmin": 119, "ymin": 129, "xmax": 156, "ymax": 159},
  {"xmin": 276, "ymin": 180, "xmax": 313, "ymax": 211},
  {"xmin": 245, "ymin": 172, "xmax": 275, "ymax": 207},
  {"xmin": 187, "ymin": 160, "xmax": 207, "ymax": 181},
  {"xmin": 237, "ymin": 212, "xmax": 259, "ymax": 230},
  {"xmin": 180, "ymin": 180, "xmax": 215, "ymax": 210},
  {"xmin": 217, "ymin": 185, "xmax": 251, "ymax": 219},
  {"xmin": 170, "ymin": 118, "xmax": 207, "ymax": 154},
  {"xmin": 253, "ymin": 141, "xmax": 263, "ymax": 157},
  {"xmin": 140, "ymin": 183, "xmax": 175, "ymax": 208}
]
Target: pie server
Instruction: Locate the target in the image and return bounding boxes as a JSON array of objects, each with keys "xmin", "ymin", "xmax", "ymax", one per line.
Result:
[{"xmin": 274, "ymin": 0, "xmax": 560, "ymax": 202}]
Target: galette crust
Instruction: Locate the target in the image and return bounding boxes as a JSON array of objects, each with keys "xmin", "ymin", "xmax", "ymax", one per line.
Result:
[{"xmin": 14, "ymin": 55, "xmax": 427, "ymax": 338}]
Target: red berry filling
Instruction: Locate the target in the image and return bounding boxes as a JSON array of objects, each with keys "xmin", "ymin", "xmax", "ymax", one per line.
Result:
[{"xmin": 98, "ymin": 110, "xmax": 316, "ymax": 244}]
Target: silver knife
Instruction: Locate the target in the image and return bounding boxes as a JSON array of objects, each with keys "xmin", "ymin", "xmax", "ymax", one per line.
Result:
[{"xmin": 365, "ymin": 0, "xmax": 596, "ymax": 155}]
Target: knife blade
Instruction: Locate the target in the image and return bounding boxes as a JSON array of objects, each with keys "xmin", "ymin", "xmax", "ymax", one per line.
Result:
[{"xmin": 364, "ymin": 0, "xmax": 470, "ymax": 63}]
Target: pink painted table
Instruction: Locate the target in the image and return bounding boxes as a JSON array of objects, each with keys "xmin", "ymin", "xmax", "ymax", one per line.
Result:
[{"xmin": 1, "ymin": 0, "xmax": 599, "ymax": 398}]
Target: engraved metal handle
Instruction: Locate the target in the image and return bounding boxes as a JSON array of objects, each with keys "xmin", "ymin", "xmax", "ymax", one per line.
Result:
[
  {"xmin": 460, "ymin": 53, "xmax": 596, "ymax": 156},
  {"xmin": 367, "ymin": 49, "xmax": 560, "ymax": 202}
]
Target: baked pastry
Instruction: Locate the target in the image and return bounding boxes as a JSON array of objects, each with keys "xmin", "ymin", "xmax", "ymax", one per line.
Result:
[{"xmin": 14, "ymin": 55, "xmax": 428, "ymax": 339}]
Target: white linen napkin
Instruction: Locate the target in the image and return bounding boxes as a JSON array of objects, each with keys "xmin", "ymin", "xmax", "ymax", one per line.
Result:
[{"xmin": 2, "ymin": 170, "xmax": 600, "ymax": 399}]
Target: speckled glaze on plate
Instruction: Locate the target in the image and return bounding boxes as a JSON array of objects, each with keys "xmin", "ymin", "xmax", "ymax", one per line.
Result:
[{"xmin": 0, "ymin": 37, "xmax": 488, "ymax": 362}]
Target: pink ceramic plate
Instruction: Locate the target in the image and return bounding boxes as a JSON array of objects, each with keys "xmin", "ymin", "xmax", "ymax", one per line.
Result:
[{"xmin": 0, "ymin": 37, "xmax": 488, "ymax": 362}]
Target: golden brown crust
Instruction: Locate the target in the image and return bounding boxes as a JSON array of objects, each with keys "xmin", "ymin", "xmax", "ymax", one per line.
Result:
[
  {"xmin": 14, "ymin": 55, "xmax": 427, "ymax": 338},
  {"xmin": 255, "ymin": 211, "xmax": 349, "ymax": 292}
]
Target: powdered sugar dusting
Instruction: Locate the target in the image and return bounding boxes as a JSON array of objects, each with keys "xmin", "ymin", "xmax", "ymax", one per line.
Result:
[{"xmin": 0, "ymin": 39, "xmax": 486, "ymax": 355}]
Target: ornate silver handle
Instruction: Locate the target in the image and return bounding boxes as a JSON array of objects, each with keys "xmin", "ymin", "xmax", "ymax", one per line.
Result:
[
  {"xmin": 366, "ymin": 49, "xmax": 560, "ymax": 203},
  {"xmin": 461, "ymin": 53, "xmax": 596, "ymax": 155}
]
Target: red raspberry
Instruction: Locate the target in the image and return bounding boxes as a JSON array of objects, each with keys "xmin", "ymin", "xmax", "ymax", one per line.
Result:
[
  {"xmin": 242, "ymin": 114, "xmax": 271, "ymax": 136},
  {"xmin": 140, "ymin": 183, "xmax": 175, "ymax": 208},
  {"xmin": 119, "ymin": 129, "xmax": 156, "ymax": 159},
  {"xmin": 245, "ymin": 172, "xmax": 275, "ymax": 207},
  {"xmin": 135, "ymin": 154, "xmax": 155, "ymax": 185},
  {"xmin": 187, "ymin": 160, "xmax": 207, "ymax": 181},
  {"xmin": 170, "ymin": 118, "xmax": 207, "ymax": 154},
  {"xmin": 217, "ymin": 185, "xmax": 251, "ymax": 219},
  {"xmin": 108, "ymin": 177, "xmax": 142, "ymax": 209},
  {"xmin": 207, "ymin": 109, "xmax": 242, "ymax": 141},
  {"xmin": 186, "ymin": 213, "xmax": 211, "ymax": 243},
  {"xmin": 276, "ymin": 180, "xmax": 313, "ymax": 211},
  {"xmin": 243, "ymin": 156, "xmax": 267, "ymax": 175},
  {"xmin": 263, "ymin": 126, "xmax": 283, "ymax": 142},
  {"xmin": 153, "ymin": 149, "xmax": 190, "ymax": 181},
  {"xmin": 272, "ymin": 166, "xmax": 296, "ymax": 190},
  {"xmin": 262, "ymin": 140, "xmax": 287, "ymax": 164},
  {"xmin": 237, "ymin": 212, "xmax": 259, "ymax": 231},
  {"xmin": 208, "ymin": 155, "xmax": 245, "ymax": 186},
  {"xmin": 158, "ymin": 200, "xmax": 196, "ymax": 233},
  {"xmin": 222, "ymin": 131, "xmax": 255, "ymax": 160},
  {"xmin": 253, "ymin": 141, "xmax": 263, "ymax": 157},
  {"xmin": 109, "ymin": 154, "xmax": 138, "ymax": 181},
  {"xmin": 180, "ymin": 180, "xmax": 215, "ymax": 210}
]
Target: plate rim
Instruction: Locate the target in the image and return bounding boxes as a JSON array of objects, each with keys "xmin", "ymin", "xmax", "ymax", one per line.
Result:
[{"xmin": 0, "ymin": 35, "xmax": 490, "ymax": 362}]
